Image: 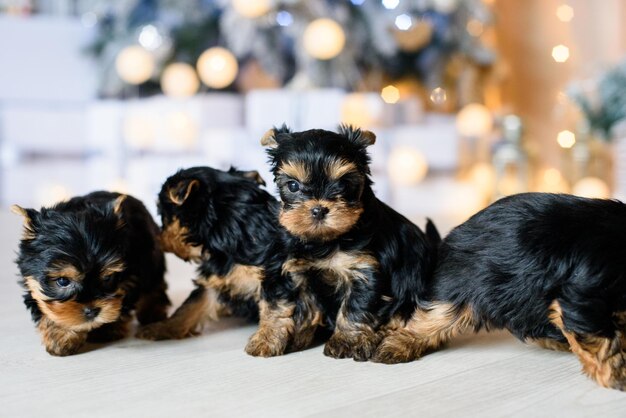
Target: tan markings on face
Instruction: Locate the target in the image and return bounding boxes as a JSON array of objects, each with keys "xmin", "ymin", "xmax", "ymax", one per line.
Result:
[
  {"xmin": 197, "ymin": 264, "xmax": 264, "ymax": 301},
  {"xmin": 101, "ymin": 258, "xmax": 126, "ymax": 278},
  {"xmin": 279, "ymin": 199, "xmax": 363, "ymax": 241},
  {"xmin": 160, "ymin": 218, "xmax": 203, "ymax": 262},
  {"xmin": 279, "ymin": 161, "xmax": 310, "ymax": 183},
  {"xmin": 326, "ymin": 159, "xmax": 357, "ymax": 180},
  {"xmin": 25, "ymin": 276, "xmax": 124, "ymax": 332},
  {"xmin": 48, "ymin": 263, "xmax": 83, "ymax": 281}
]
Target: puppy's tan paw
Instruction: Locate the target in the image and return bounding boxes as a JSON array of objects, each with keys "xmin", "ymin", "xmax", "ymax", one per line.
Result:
[
  {"xmin": 245, "ymin": 330, "xmax": 288, "ymax": 357},
  {"xmin": 324, "ymin": 331, "xmax": 379, "ymax": 361},
  {"xmin": 371, "ymin": 331, "xmax": 423, "ymax": 364}
]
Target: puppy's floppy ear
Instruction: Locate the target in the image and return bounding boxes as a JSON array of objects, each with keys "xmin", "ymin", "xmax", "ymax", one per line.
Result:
[
  {"xmin": 11, "ymin": 205, "xmax": 40, "ymax": 240},
  {"xmin": 338, "ymin": 124, "xmax": 376, "ymax": 147},
  {"xmin": 229, "ymin": 167, "xmax": 266, "ymax": 187},
  {"xmin": 168, "ymin": 179, "xmax": 200, "ymax": 206},
  {"xmin": 260, "ymin": 124, "xmax": 292, "ymax": 148}
]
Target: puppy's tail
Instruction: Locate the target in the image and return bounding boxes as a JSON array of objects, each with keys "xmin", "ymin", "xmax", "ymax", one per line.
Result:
[{"xmin": 425, "ymin": 218, "xmax": 442, "ymax": 247}]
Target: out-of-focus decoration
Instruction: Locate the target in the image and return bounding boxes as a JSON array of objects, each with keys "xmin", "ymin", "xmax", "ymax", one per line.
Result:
[
  {"xmin": 569, "ymin": 60, "xmax": 626, "ymax": 197},
  {"xmin": 381, "ymin": 85, "xmax": 400, "ymax": 104},
  {"xmin": 572, "ymin": 177, "xmax": 611, "ymax": 199},
  {"xmin": 86, "ymin": 0, "xmax": 496, "ymax": 104},
  {"xmin": 303, "ymin": 18, "xmax": 346, "ymax": 60},
  {"xmin": 232, "ymin": 0, "xmax": 273, "ymax": 19},
  {"xmin": 341, "ymin": 93, "xmax": 384, "ymax": 128},
  {"xmin": 537, "ymin": 167, "xmax": 569, "ymax": 193},
  {"xmin": 115, "ymin": 45, "xmax": 155, "ymax": 85},
  {"xmin": 36, "ymin": 184, "xmax": 72, "ymax": 207},
  {"xmin": 456, "ymin": 103, "xmax": 494, "ymax": 175},
  {"xmin": 388, "ymin": 147, "xmax": 428, "ymax": 185},
  {"xmin": 197, "ymin": 47, "xmax": 239, "ymax": 89},
  {"xmin": 556, "ymin": 4, "xmax": 574, "ymax": 22},
  {"xmin": 123, "ymin": 113, "xmax": 155, "ymax": 149},
  {"xmin": 468, "ymin": 162, "xmax": 496, "ymax": 201},
  {"xmin": 161, "ymin": 63, "xmax": 199, "ymax": 97},
  {"xmin": 569, "ymin": 60, "xmax": 626, "ymax": 140},
  {"xmin": 557, "ymin": 130, "xmax": 576, "ymax": 148},
  {"xmin": 456, "ymin": 103, "xmax": 493, "ymax": 137},
  {"xmin": 551, "ymin": 44, "xmax": 570, "ymax": 63},
  {"xmin": 492, "ymin": 114, "xmax": 528, "ymax": 199},
  {"xmin": 166, "ymin": 111, "xmax": 198, "ymax": 148}
]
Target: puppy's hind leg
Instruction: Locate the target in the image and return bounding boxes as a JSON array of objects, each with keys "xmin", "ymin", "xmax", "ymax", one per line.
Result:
[
  {"xmin": 136, "ymin": 286, "xmax": 224, "ymax": 340},
  {"xmin": 372, "ymin": 303, "xmax": 476, "ymax": 364},
  {"xmin": 549, "ymin": 300, "xmax": 626, "ymax": 390}
]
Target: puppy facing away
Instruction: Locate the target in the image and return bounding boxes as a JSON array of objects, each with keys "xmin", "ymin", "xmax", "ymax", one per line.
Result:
[
  {"xmin": 244, "ymin": 125, "xmax": 440, "ymax": 361},
  {"xmin": 13, "ymin": 192, "xmax": 170, "ymax": 356},
  {"xmin": 374, "ymin": 192, "xmax": 626, "ymax": 390},
  {"xmin": 136, "ymin": 166, "xmax": 280, "ymax": 340}
]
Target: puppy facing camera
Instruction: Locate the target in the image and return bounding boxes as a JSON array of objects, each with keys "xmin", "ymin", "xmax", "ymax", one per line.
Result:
[
  {"xmin": 13, "ymin": 192, "xmax": 170, "ymax": 356},
  {"xmin": 245, "ymin": 125, "xmax": 439, "ymax": 361}
]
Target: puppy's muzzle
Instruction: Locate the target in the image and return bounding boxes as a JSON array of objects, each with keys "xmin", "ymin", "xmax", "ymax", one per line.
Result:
[{"xmin": 311, "ymin": 206, "xmax": 329, "ymax": 221}]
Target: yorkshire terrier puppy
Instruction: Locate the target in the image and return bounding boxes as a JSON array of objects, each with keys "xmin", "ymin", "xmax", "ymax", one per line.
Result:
[
  {"xmin": 374, "ymin": 192, "xmax": 626, "ymax": 390},
  {"xmin": 136, "ymin": 166, "xmax": 280, "ymax": 340},
  {"xmin": 13, "ymin": 192, "xmax": 170, "ymax": 356},
  {"xmin": 244, "ymin": 125, "xmax": 439, "ymax": 361}
]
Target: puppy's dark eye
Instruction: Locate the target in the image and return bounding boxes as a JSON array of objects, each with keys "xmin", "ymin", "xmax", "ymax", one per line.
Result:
[
  {"xmin": 56, "ymin": 278, "xmax": 71, "ymax": 288},
  {"xmin": 287, "ymin": 181, "xmax": 300, "ymax": 193}
]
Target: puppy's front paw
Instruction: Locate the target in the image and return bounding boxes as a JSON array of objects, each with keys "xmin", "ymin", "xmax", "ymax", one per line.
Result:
[
  {"xmin": 371, "ymin": 331, "xmax": 423, "ymax": 364},
  {"xmin": 43, "ymin": 333, "xmax": 87, "ymax": 356},
  {"xmin": 324, "ymin": 331, "xmax": 379, "ymax": 361},
  {"xmin": 245, "ymin": 329, "xmax": 288, "ymax": 357}
]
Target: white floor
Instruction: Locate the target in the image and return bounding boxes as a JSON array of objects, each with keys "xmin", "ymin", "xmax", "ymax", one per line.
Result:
[{"xmin": 1, "ymin": 209, "xmax": 625, "ymax": 418}]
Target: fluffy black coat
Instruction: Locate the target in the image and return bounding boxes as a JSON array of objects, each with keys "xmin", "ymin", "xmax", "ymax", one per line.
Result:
[
  {"xmin": 246, "ymin": 126, "xmax": 439, "ymax": 360},
  {"xmin": 137, "ymin": 166, "xmax": 281, "ymax": 341},
  {"xmin": 14, "ymin": 191, "xmax": 169, "ymax": 355},
  {"xmin": 431, "ymin": 192, "xmax": 626, "ymax": 342}
]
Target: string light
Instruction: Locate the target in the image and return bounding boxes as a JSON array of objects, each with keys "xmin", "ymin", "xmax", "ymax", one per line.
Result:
[
  {"xmin": 394, "ymin": 14, "xmax": 412, "ymax": 30},
  {"xmin": 382, "ymin": 0, "xmax": 400, "ymax": 10},
  {"xmin": 303, "ymin": 19, "xmax": 346, "ymax": 60},
  {"xmin": 381, "ymin": 85, "xmax": 400, "ymax": 104},
  {"xmin": 115, "ymin": 46, "xmax": 154, "ymax": 84},
  {"xmin": 232, "ymin": 0, "xmax": 272, "ymax": 18},
  {"xmin": 456, "ymin": 103, "xmax": 493, "ymax": 137},
  {"xmin": 466, "ymin": 19, "xmax": 484, "ymax": 37},
  {"xmin": 276, "ymin": 11, "xmax": 293, "ymax": 26},
  {"xmin": 556, "ymin": 4, "xmax": 574, "ymax": 22},
  {"xmin": 197, "ymin": 47, "xmax": 239, "ymax": 89},
  {"xmin": 138, "ymin": 25, "xmax": 163, "ymax": 51},
  {"xmin": 557, "ymin": 130, "xmax": 575, "ymax": 148},
  {"xmin": 552, "ymin": 44, "xmax": 570, "ymax": 63},
  {"xmin": 161, "ymin": 63, "xmax": 200, "ymax": 97},
  {"xmin": 388, "ymin": 147, "xmax": 429, "ymax": 185},
  {"xmin": 430, "ymin": 87, "xmax": 447, "ymax": 105},
  {"xmin": 573, "ymin": 177, "xmax": 610, "ymax": 199}
]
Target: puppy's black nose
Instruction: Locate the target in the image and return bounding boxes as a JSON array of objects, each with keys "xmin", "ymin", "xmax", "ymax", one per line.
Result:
[
  {"xmin": 311, "ymin": 206, "xmax": 329, "ymax": 221},
  {"xmin": 83, "ymin": 307, "xmax": 101, "ymax": 320}
]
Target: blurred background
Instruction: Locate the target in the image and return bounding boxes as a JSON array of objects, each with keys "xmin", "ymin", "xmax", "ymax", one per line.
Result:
[{"xmin": 0, "ymin": 0, "xmax": 625, "ymax": 230}]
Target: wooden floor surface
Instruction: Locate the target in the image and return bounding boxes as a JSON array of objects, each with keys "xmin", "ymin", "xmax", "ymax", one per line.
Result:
[{"xmin": 1, "ymin": 210, "xmax": 625, "ymax": 417}]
